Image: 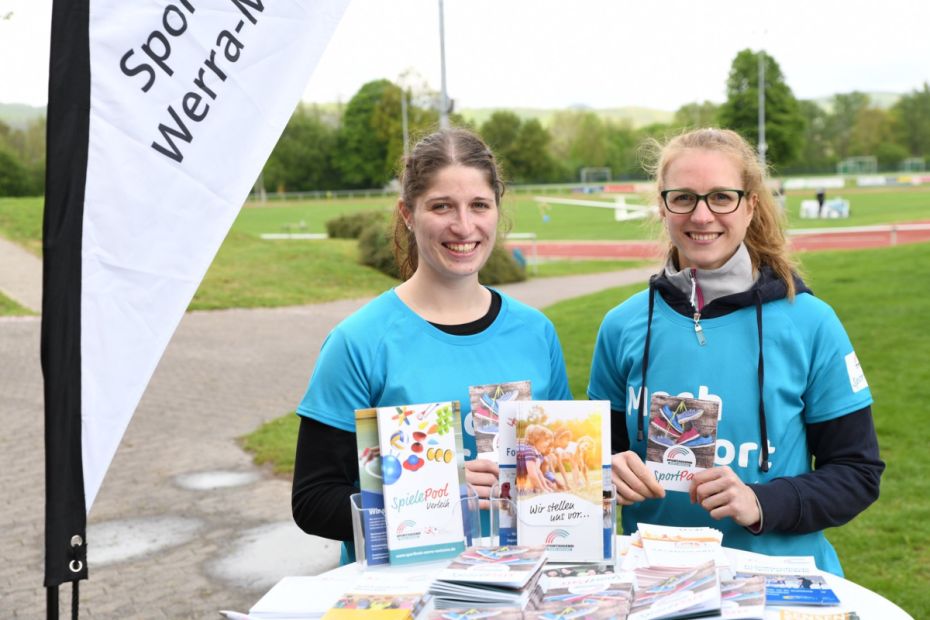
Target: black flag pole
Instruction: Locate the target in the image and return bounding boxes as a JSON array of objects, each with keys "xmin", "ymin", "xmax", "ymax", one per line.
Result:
[{"xmin": 42, "ymin": 0, "xmax": 91, "ymax": 616}]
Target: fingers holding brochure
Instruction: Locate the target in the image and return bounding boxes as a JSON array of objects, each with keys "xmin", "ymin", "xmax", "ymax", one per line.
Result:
[{"xmin": 611, "ymin": 450, "xmax": 665, "ymax": 505}]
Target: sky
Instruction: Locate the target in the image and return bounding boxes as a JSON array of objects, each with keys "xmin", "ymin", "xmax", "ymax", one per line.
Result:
[{"xmin": 2, "ymin": 0, "xmax": 929, "ymax": 112}]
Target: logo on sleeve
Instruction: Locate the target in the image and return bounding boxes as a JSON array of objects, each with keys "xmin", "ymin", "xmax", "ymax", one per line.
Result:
[{"xmin": 845, "ymin": 352, "xmax": 868, "ymax": 393}]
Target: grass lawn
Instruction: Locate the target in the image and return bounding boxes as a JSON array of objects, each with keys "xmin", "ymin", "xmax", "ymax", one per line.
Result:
[
  {"xmin": 244, "ymin": 242, "xmax": 929, "ymax": 617},
  {"xmin": 0, "ymin": 196, "xmax": 43, "ymax": 255},
  {"xmin": 0, "ymin": 289, "xmax": 33, "ymax": 316}
]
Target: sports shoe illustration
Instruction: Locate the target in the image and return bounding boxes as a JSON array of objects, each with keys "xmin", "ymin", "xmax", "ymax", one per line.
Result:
[
  {"xmin": 651, "ymin": 434, "xmax": 676, "ymax": 447},
  {"xmin": 660, "ymin": 404, "xmax": 685, "ymax": 433},
  {"xmin": 650, "ymin": 416, "xmax": 683, "ymax": 437},
  {"xmin": 681, "ymin": 434, "xmax": 714, "ymax": 448},
  {"xmin": 675, "ymin": 428, "xmax": 700, "ymax": 445},
  {"xmin": 676, "ymin": 407, "xmax": 704, "ymax": 424}
]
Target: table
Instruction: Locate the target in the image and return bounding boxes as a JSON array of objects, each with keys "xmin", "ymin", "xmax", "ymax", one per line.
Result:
[{"xmin": 247, "ymin": 538, "xmax": 914, "ymax": 620}]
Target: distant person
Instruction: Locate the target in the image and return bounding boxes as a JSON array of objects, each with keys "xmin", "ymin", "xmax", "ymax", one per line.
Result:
[
  {"xmin": 816, "ymin": 187, "xmax": 826, "ymax": 217},
  {"xmin": 291, "ymin": 128, "xmax": 572, "ymax": 561},
  {"xmin": 588, "ymin": 128, "xmax": 884, "ymax": 576}
]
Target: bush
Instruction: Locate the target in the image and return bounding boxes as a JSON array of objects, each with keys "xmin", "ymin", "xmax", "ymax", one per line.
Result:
[
  {"xmin": 358, "ymin": 219, "xmax": 400, "ymax": 278},
  {"xmin": 357, "ymin": 218, "xmax": 526, "ymax": 285},
  {"xmin": 325, "ymin": 210, "xmax": 388, "ymax": 239},
  {"xmin": 479, "ymin": 245, "xmax": 527, "ymax": 285}
]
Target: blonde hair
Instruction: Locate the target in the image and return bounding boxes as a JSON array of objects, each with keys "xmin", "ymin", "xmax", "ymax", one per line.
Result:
[
  {"xmin": 524, "ymin": 424, "xmax": 554, "ymax": 448},
  {"xmin": 644, "ymin": 128, "xmax": 799, "ymax": 298}
]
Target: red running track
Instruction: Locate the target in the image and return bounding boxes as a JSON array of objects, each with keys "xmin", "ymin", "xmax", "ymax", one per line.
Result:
[{"xmin": 506, "ymin": 221, "xmax": 930, "ymax": 260}]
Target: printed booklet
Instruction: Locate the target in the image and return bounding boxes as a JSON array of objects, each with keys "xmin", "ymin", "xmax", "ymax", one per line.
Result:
[
  {"xmin": 500, "ymin": 400, "xmax": 612, "ymax": 562},
  {"xmin": 645, "ymin": 395, "xmax": 720, "ymax": 492},
  {"xmin": 376, "ymin": 401, "xmax": 467, "ymax": 565},
  {"xmin": 430, "ymin": 545, "xmax": 548, "ymax": 609},
  {"xmin": 732, "ymin": 553, "xmax": 840, "ymax": 607},
  {"xmin": 354, "ymin": 408, "xmax": 389, "ymax": 566},
  {"xmin": 322, "ymin": 572, "xmax": 433, "ymax": 620},
  {"xmin": 629, "ymin": 561, "xmax": 721, "ymax": 620}
]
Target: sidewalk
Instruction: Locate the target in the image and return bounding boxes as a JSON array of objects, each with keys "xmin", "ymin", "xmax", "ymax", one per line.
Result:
[
  {"xmin": 0, "ymin": 234, "xmax": 655, "ymax": 618},
  {"xmin": 0, "ymin": 235, "xmax": 42, "ymax": 312}
]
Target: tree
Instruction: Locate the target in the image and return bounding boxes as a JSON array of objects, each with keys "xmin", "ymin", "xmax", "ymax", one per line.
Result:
[
  {"xmin": 479, "ymin": 111, "xmax": 522, "ymax": 181},
  {"xmin": 718, "ymin": 49, "xmax": 804, "ymax": 167},
  {"xmin": 0, "ymin": 146, "xmax": 30, "ymax": 196},
  {"xmin": 827, "ymin": 91, "xmax": 870, "ymax": 160},
  {"xmin": 892, "ymin": 83, "xmax": 930, "ymax": 158},
  {"xmin": 673, "ymin": 101, "xmax": 719, "ymax": 130},
  {"xmin": 510, "ymin": 119, "xmax": 556, "ymax": 183},
  {"xmin": 548, "ymin": 110, "xmax": 608, "ymax": 181},
  {"xmin": 795, "ymin": 100, "xmax": 835, "ymax": 173},
  {"xmin": 262, "ymin": 104, "xmax": 339, "ymax": 192},
  {"xmin": 479, "ymin": 112, "xmax": 555, "ymax": 183},
  {"xmin": 334, "ymin": 79, "xmax": 403, "ymax": 188},
  {"xmin": 850, "ymin": 107, "xmax": 902, "ymax": 168}
]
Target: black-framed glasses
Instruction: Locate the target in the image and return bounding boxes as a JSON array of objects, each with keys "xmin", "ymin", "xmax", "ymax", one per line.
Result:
[{"xmin": 660, "ymin": 189, "xmax": 746, "ymax": 214}]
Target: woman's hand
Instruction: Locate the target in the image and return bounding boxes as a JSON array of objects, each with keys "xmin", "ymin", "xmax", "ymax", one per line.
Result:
[
  {"xmin": 689, "ymin": 466, "xmax": 761, "ymax": 527},
  {"xmin": 611, "ymin": 451, "xmax": 665, "ymax": 505},
  {"xmin": 465, "ymin": 458, "xmax": 499, "ymax": 509}
]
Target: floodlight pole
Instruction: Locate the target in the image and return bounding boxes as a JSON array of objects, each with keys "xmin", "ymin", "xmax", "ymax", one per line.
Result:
[
  {"xmin": 758, "ymin": 50, "xmax": 767, "ymax": 167},
  {"xmin": 438, "ymin": 0, "xmax": 449, "ymax": 129}
]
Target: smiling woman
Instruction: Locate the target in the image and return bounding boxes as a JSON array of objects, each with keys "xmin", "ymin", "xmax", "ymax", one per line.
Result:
[
  {"xmin": 290, "ymin": 127, "xmax": 572, "ymax": 562},
  {"xmin": 588, "ymin": 128, "xmax": 884, "ymax": 577}
]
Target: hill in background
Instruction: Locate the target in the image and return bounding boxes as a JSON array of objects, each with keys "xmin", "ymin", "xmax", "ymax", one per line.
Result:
[
  {"xmin": 458, "ymin": 105, "xmax": 674, "ymax": 129},
  {"xmin": 0, "ymin": 103, "xmax": 45, "ymax": 129}
]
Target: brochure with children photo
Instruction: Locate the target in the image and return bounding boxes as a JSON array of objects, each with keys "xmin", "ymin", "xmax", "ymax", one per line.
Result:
[
  {"xmin": 377, "ymin": 401, "xmax": 467, "ymax": 565},
  {"xmin": 645, "ymin": 395, "xmax": 720, "ymax": 492},
  {"xmin": 502, "ymin": 400, "xmax": 611, "ymax": 562}
]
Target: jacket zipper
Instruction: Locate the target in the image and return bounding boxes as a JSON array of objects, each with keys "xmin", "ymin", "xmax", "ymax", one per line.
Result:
[
  {"xmin": 690, "ymin": 268, "xmax": 707, "ymax": 346},
  {"xmin": 693, "ymin": 312, "xmax": 706, "ymax": 346}
]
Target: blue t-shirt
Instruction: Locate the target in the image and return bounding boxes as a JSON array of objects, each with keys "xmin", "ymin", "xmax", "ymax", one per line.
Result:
[
  {"xmin": 298, "ymin": 289, "xmax": 572, "ymax": 455},
  {"xmin": 588, "ymin": 289, "xmax": 872, "ymax": 575}
]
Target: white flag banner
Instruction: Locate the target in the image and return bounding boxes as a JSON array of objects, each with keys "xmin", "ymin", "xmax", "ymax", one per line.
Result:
[
  {"xmin": 82, "ymin": 0, "xmax": 348, "ymax": 509},
  {"xmin": 42, "ymin": 0, "xmax": 348, "ymax": 592}
]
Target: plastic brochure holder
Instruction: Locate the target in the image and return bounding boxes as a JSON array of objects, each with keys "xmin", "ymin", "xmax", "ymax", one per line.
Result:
[
  {"xmin": 488, "ymin": 484, "xmax": 618, "ymax": 561},
  {"xmin": 350, "ymin": 484, "xmax": 481, "ymax": 568}
]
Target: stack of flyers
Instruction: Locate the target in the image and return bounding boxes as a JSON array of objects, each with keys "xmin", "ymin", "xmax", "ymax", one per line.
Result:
[
  {"xmin": 645, "ymin": 395, "xmax": 719, "ymax": 493},
  {"xmin": 525, "ymin": 604, "xmax": 630, "ymax": 619},
  {"xmin": 719, "ymin": 576, "xmax": 766, "ymax": 619},
  {"xmin": 501, "ymin": 400, "xmax": 612, "ymax": 562},
  {"xmin": 629, "ymin": 561, "xmax": 721, "ymax": 620},
  {"xmin": 429, "ymin": 546, "xmax": 548, "ymax": 609},
  {"xmin": 534, "ymin": 570, "xmax": 633, "ymax": 617},
  {"xmin": 428, "ymin": 609, "xmax": 524, "ymax": 620},
  {"xmin": 377, "ymin": 401, "xmax": 467, "ymax": 565},
  {"xmin": 322, "ymin": 573, "xmax": 434, "ymax": 620},
  {"xmin": 637, "ymin": 523, "xmax": 726, "ymax": 569},
  {"xmin": 732, "ymin": 553, "xmax": 840, "ymax": 607}
]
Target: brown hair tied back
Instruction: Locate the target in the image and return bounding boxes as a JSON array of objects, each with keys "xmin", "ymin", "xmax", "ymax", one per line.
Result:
[{"xmin": 393, "ymin": 127, "xmax": 506, "ymax": 281}]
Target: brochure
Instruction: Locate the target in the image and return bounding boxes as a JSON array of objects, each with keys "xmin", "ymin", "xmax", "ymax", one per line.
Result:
[
  {"xmin": 719, "ymin": 576, "xmax": 766, "ymax": 619},
  {"xmin": 428, "ymin": 609, "xmax": 525, "ymax": 620},
  {"xmin": 645, "ymin": 395, "xmax": 720, "ymax": 492},
  {"xmin": 354, "ymin": 408, "xmax": 389, "ymax": 566},
  {"xmin": 629, "ymin": 561, "xmax": 721, "ymax": 620},
  {"xmin": 503, "ymin": 400, "xmax": 612, "ymax": 562},
  {"xmin": 732, "ymin": 553, "xmax": 839, "ymax": 607},
  {"xmin": 535, "ymin": 572, "xmax": 633, "ymax": 613},
  {"xmin": 322, "ymin": 573, "xmax": 433, "ymax": 620},
  {"xmin": 377, "ymin": 401, "xmax": 466, "ymax": 565},
  {"xmin": 430, "ymin": 546, "xmax": 547, "ymax": 609},
  {"xmin": 637, "ymin": 523, "xmax": 726, "ymax": 569},
  {"xmin": 472, "ymin": 381, "xmax": 532, "ymax": 546}
]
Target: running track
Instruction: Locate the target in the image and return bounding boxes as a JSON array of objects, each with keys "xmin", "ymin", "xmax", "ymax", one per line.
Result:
[{"xmin": 505, "ymin": 221, "xmax": 930, "ymax": 260}]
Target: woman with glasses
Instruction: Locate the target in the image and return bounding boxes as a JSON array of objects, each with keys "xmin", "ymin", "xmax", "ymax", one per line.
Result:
[{"xmin": 588, "ymin": 128, "xmax": 883, "ymax": 575}]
